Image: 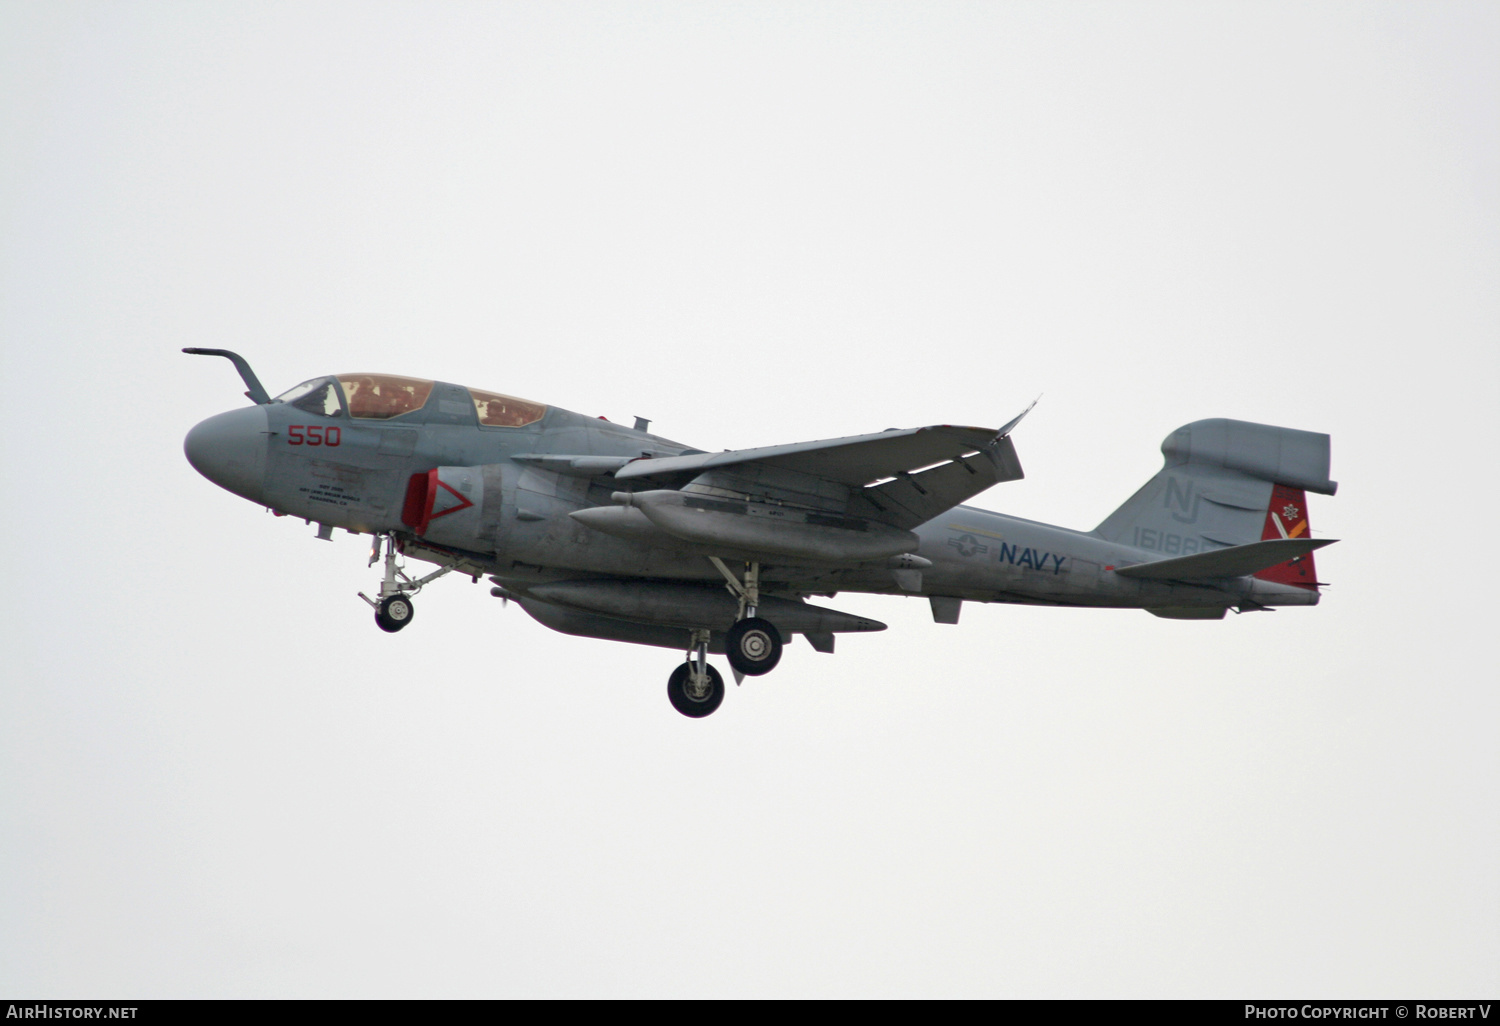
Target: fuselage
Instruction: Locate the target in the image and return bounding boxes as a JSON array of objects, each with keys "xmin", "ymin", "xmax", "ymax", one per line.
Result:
[{"xmin": 184, "ymin": 375, "xmax": 1317, "ymax": 616}]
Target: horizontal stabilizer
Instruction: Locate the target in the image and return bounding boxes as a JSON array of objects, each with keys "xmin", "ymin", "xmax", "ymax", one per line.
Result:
[{"xmin": 1114, "ymin": 538, "xmax": 1336, "ymax": 580}]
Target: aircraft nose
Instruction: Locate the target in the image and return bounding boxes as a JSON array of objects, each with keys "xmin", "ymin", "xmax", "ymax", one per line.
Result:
[{"xmin": 184, "ymin": 405, "xmax": 269, "ymax": 502}]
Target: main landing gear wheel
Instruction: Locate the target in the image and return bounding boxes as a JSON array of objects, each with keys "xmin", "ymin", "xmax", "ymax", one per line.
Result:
[
  {"xmin": 725, "ymin": 617, "xmax": 782, "ymax": 676},
  {"xmin": 375, "ymin": 594, "xmax": 414, "ymax": 633},
  {"xmin": 668, "ymin": 662, "xmax": 725, "ymax": 718}
]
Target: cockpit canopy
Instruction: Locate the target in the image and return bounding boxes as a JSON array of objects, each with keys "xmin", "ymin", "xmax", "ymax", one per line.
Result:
[
  {"xmin": 467, "ymin": 387, "xmax": 547, "ymax": 427},
  {"xmin": 337, "ymin": 374, "xmax": 433, "ymax": 420},
  {"xmin": 271, "ymin": 374, "xmax": 546, "ymax": 427}
]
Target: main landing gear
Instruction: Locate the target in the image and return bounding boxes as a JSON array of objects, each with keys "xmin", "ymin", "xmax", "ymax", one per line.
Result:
[
  {"xmin": 358, "ymin": 534, "xmax": 460, "ymax": 634},
  {"xmin": 665, "ymin": 559, "xmax": 786, "ymax": 718},
  {"xmin": 710, "ymin": 557, "xmax": 783, "ymax": 677},
  {"xmin": 667, "ymin": 629, "xmax": 724, "ymax": 718},
  {"xmin": 725, "ymin": 617, "xmax": 781, "ymax": 677}
]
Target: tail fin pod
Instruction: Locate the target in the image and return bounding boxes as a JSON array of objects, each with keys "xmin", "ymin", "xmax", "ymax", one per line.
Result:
[
  {"xmin": 1094, "ymin": 419, "xmax": 1336, "ymax": 558},
  {"xmin": 1158, "ymin": 419, "xmax": 1337, "ymax": 496}
]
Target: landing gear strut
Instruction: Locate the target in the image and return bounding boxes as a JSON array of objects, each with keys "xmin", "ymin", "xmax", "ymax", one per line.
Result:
[
  {"xmin": 358, "ymin": 533, "xmax": 460, "ymax": 634},
  {"xmin": 710, "ymin": 557, "xmax": 783, "ymax": 677},
  {"xmin": 662, "ymin": 560, "xmax": 784, "ymax": 716},
  {"xmin": 668, "ymin": 628, "xmax": 724, "ymax": 717}
]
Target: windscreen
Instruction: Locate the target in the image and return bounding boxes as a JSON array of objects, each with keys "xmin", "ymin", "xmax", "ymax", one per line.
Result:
[
  {"xmin": 273, "ymin": 378, "xmax": 342, "ymax": 417},
  {"xmin": 337, "ymin": 375, "xmax": 434, "ymax": 420}
]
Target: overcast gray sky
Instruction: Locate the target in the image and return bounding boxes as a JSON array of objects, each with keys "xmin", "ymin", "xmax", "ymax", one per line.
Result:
[{"xmin": 2, "ymin": 1, "xmax": 1496, "ymax": 998}]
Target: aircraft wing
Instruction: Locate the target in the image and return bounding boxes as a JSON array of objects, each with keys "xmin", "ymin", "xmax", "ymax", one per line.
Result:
[
  {"xmin": 1113, "ymin": 538, "xmax": 1336, "ymax": 581},
  {"xmin": 614, "ymin": 423, "xmax": 1025, "ymax": 530},
  {"xmin": 613, "ymin": 425, "xmax": 1000, "ymax": 486}
]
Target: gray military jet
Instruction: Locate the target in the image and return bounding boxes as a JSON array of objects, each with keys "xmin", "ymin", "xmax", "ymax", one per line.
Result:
[{"xmin": 183, "ymin": 349, "xmax": 1337, "ymax": 717}]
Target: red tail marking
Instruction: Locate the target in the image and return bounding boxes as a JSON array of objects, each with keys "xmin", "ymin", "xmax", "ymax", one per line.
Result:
[{"xmin": 1255, "ymin": 484, "xmax": 1319, "ymax": 590}]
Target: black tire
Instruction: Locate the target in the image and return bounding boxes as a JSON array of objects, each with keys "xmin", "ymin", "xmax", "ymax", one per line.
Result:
[
  {"xmin": 375, "ymin": 594, "xmax": 415, "ymax": 633},
  {"xmin": 725, "ymin": 617, "xmax": 782, "ymax": 676},
  {"xmin": 667, "ymin": 662, "xmax": 724, "ymax": 718}
]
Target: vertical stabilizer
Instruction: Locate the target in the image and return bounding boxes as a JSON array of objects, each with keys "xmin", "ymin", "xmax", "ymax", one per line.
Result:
[{"xmin": 1094, "ymin": 419, "xmax": 1335, "ymax": 560}]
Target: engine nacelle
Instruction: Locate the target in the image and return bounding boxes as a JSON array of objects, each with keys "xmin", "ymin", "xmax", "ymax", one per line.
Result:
[{"xmin": 401, "ymin": 465, "xmax": 505, "ymax": 551}]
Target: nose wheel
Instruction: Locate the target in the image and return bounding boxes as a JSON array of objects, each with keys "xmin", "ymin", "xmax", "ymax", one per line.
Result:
[{"xmin": 375, "ymin": 594, "xmax": 414, "ymax": 633}]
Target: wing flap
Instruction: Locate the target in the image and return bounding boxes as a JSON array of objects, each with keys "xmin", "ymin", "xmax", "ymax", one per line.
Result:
[
  {"xmin": 853, "ymin": 435, "xmax": 1025, "ymax": 529},
  {"xmin": 1114, "ymin": 538, "xmax": 1336, "ymax": 580}
]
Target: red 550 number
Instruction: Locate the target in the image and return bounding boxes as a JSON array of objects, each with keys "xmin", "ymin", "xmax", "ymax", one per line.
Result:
[{"xmin": 288, "ymin": 425, "xmax": 342, "ymax": 446}]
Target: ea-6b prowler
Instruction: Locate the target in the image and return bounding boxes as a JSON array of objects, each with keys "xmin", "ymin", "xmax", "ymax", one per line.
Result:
[{"xmin": 182, "ymin": 349, "xmax": 1338, "ymax": 717}]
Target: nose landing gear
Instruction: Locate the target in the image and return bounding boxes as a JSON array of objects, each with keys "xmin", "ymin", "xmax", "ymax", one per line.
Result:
[{"xmin": 358, "ymin": 534, "xmax": 460, "ymax": 633}]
